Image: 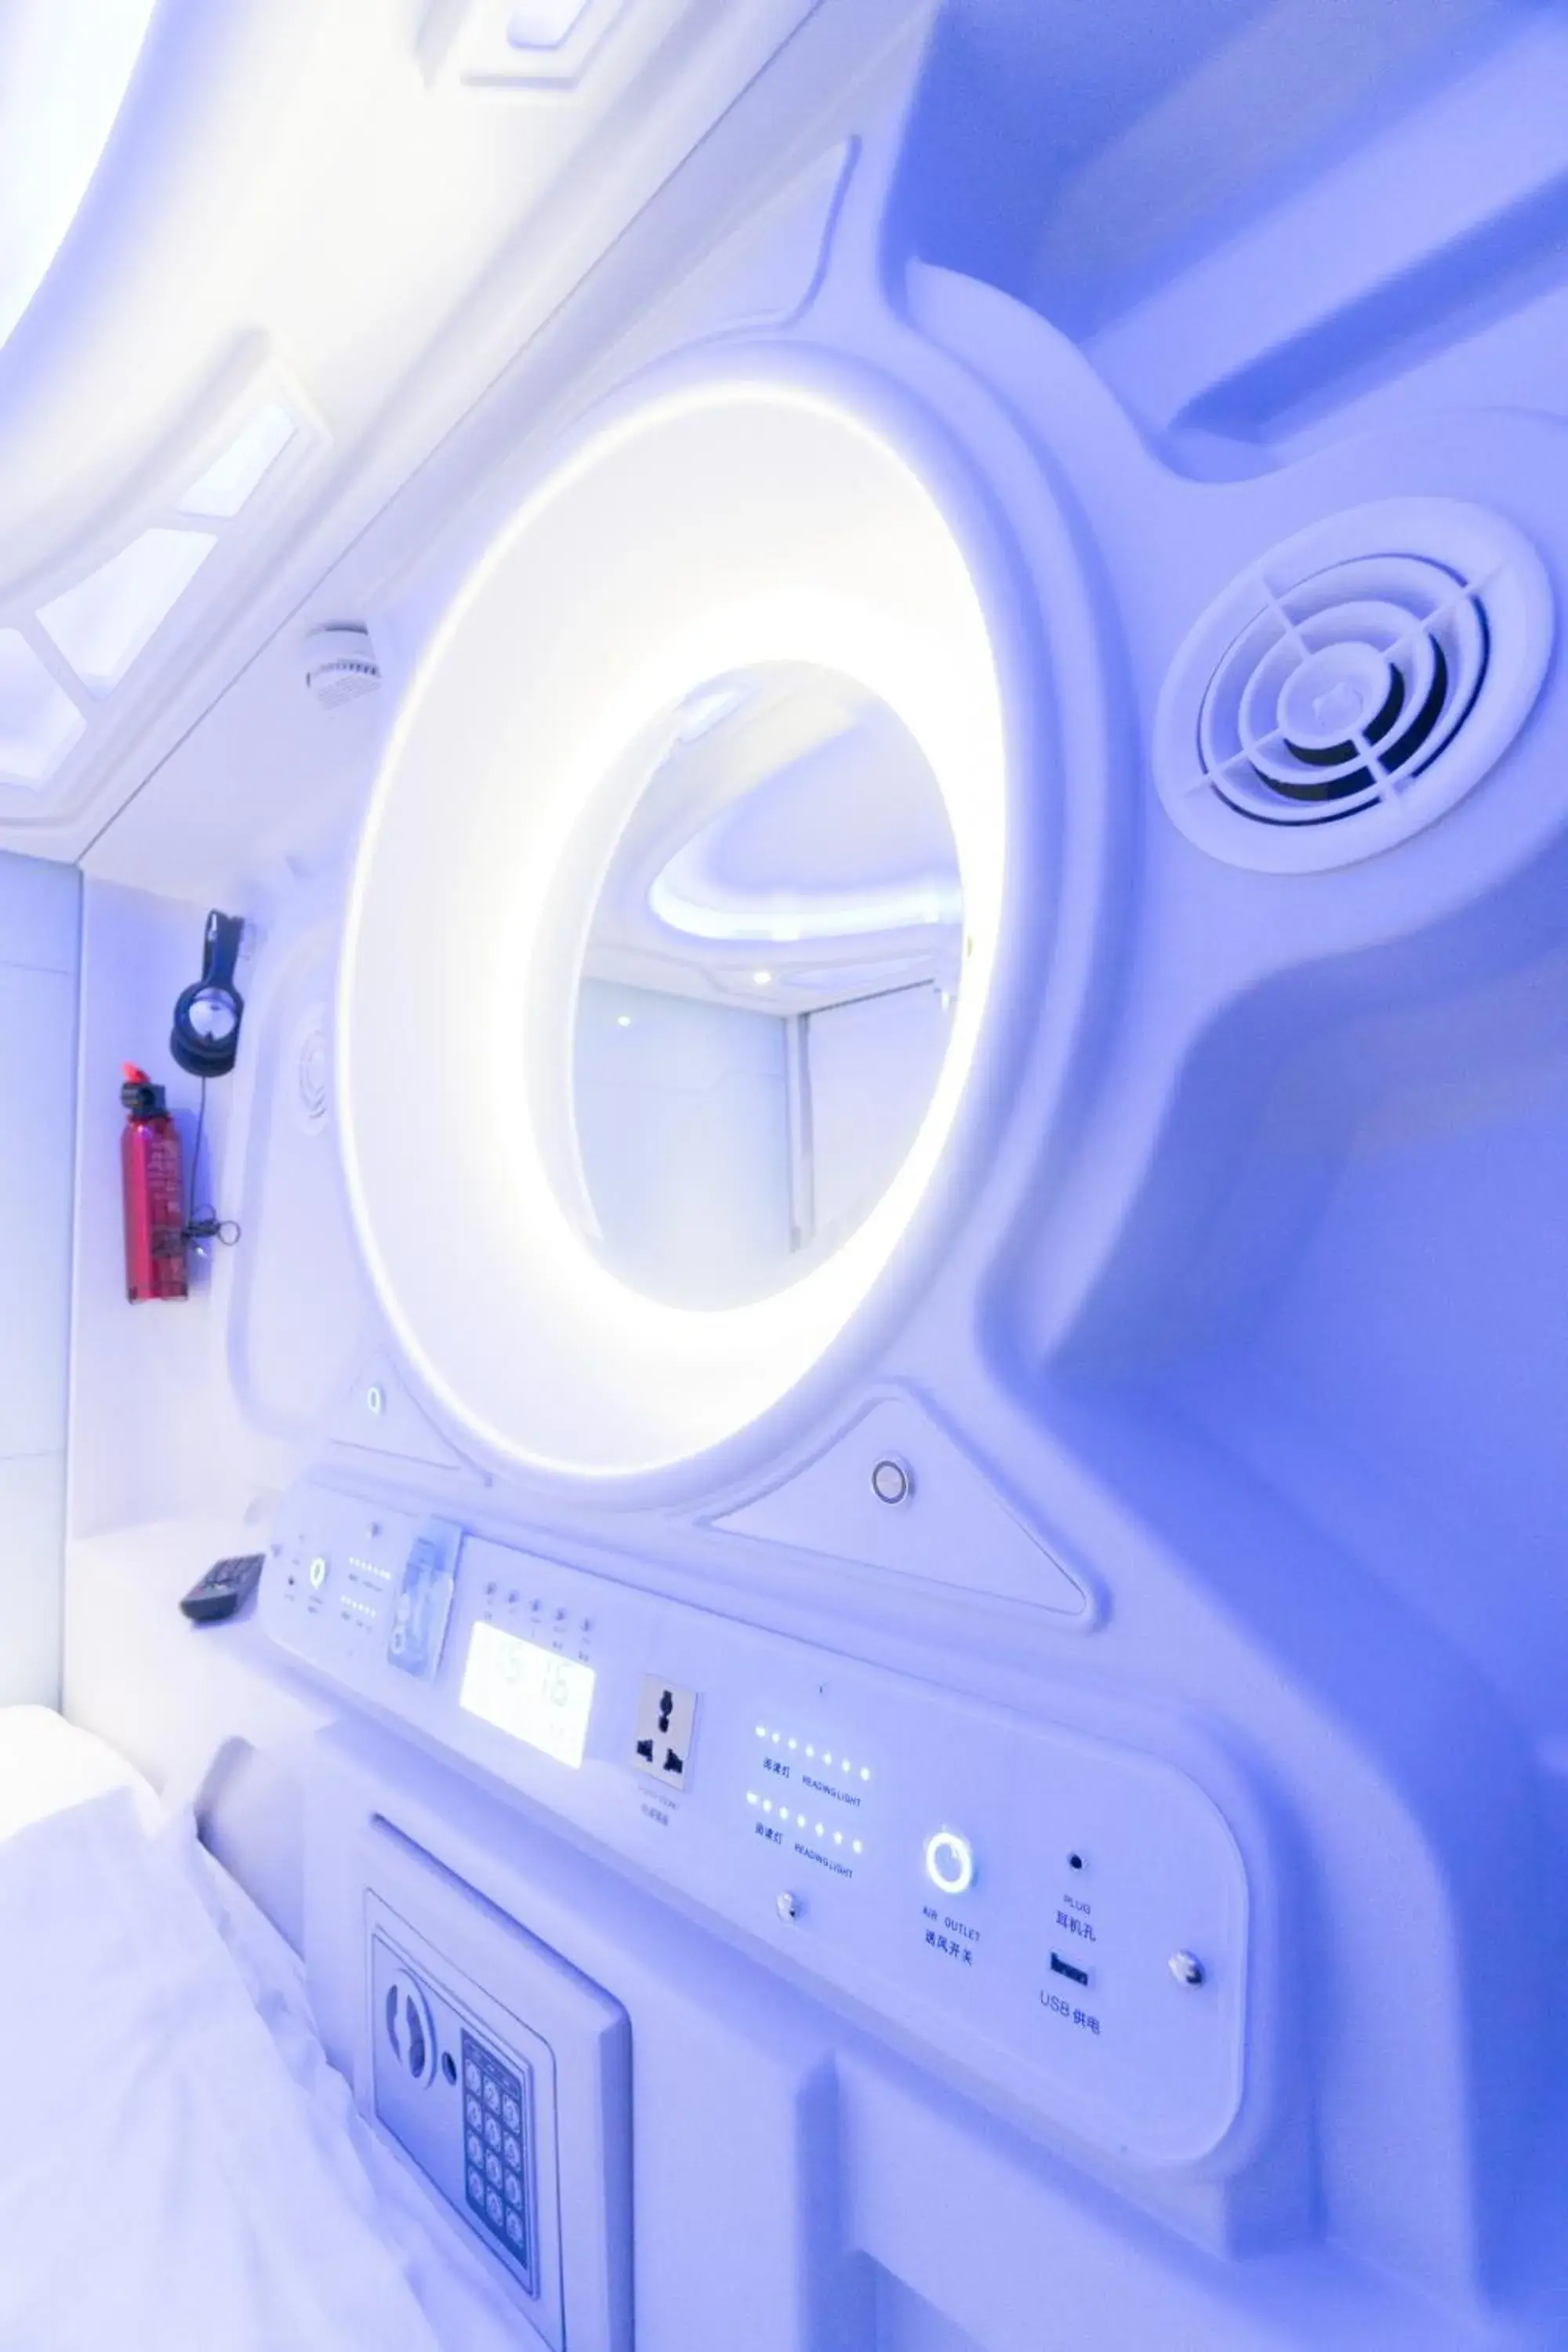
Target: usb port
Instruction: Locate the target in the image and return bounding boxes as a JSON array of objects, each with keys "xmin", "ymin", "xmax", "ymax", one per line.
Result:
[{"xmin": 1050, "ymin": 1952, "xmax": 1090, "ymax": 1987}]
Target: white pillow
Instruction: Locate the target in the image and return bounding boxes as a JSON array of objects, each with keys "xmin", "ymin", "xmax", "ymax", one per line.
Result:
[
  {"xmin": 0, "ymin": 1702, "xmax": 163, "ymax": 1839},
  {"xmin": 0, "ymin": 1789, "xmax": 445, "ymax": 2352}
]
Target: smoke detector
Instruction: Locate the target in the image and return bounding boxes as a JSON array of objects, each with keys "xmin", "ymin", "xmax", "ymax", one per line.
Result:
[
  {"xmin": 302, "ymin": 622, "xmax": 380, "ymax": 712},
  {"xmin": 1153, "ymin": 499, "xmax": 1552, "ymax": 872}
]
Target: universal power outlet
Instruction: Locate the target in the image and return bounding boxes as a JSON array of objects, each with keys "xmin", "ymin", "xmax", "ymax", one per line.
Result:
[{"xmin": 632, "ymin": 1677, "xmax": 698, "ymax": 1788}]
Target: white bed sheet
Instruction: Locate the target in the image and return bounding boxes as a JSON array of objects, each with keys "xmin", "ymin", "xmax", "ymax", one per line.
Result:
[{"xmin": 0, "ymin": 1764, "xmax": 524, "ymax": 2352}]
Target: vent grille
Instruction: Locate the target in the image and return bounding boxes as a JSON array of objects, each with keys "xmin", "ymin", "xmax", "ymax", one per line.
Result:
[
  {"xmin": 1154, "ymin": 500, "xmax": 1552, "ymax": 872},
  {"xmin": 292, "ymin": 1008, "xmax": 330, "ymax": 1134}
]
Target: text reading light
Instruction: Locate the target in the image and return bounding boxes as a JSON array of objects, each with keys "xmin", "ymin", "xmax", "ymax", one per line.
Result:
[{"xmin": 459, "ymin": 1621, "xmax": 595, "ymax": 1768}]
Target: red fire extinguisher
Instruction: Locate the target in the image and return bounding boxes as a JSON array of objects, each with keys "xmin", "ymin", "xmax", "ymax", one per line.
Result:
[{"xmin": 120, "ymin": 1065, "xmax": 187, "ymax": 1302}]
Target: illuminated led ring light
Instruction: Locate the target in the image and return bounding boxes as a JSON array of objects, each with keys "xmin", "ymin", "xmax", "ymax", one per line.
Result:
[{"xmin": 339, "ymin": 377, "xmax": 1011, "ymax": 1479}]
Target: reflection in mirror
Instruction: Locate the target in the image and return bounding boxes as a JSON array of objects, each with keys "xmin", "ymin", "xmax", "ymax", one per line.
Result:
[{"xmin": 570, "ymin": 664, "xmax": 962, "ymax": 1308}]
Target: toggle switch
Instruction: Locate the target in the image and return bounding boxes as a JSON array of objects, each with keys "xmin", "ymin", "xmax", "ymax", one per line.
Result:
[{"xmin": 923, "ymin": 1829, "xmax": 975, "ymax": 1897}]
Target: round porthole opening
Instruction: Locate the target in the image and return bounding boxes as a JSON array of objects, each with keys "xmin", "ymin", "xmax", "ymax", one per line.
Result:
[{"xmin": 338, "ymin": 377, "xmax": 1013, "ymax": 1479}]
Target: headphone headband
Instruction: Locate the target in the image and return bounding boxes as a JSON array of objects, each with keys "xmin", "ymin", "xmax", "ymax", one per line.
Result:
[{"xmin": 170, "ymin": 909, "xmax": 246, "ymax": 1079}]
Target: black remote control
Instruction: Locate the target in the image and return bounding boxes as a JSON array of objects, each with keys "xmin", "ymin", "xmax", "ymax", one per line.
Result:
[{"xmin": 180, "ymin": 1552, "xmax": 266, "ymax": 1624}]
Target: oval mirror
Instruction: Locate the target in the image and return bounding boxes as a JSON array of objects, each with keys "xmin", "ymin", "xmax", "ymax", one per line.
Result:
[{"xmin": 563, "ymin": 662, "xmax": 963, "ymax": 1309}]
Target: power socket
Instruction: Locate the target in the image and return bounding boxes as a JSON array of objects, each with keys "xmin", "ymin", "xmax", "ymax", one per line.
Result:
[{"xmin": 632, "ymin": 1677, "xmax": 699, "ymax": 1788}]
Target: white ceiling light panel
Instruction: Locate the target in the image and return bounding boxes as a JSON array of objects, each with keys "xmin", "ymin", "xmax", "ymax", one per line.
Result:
[
  {"xmin": 179, "ymin": 404, "xmax": 299, "ymax": 519},
  {"xmin": 38, "ymin": 527, "xmax": 217, "ymax": 694},
  {"xmin": 506, "ymin": 0, "xmax": 593, "ymax": 46},
  {"xmin": 421, "ymin": 0, "xmax": 627, "ymax": 89}
]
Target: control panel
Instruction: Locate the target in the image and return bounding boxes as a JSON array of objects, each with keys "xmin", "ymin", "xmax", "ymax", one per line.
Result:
[{"xmin": 263, "ymin": 1481, "xmax": 1254, "ymax": 2165}]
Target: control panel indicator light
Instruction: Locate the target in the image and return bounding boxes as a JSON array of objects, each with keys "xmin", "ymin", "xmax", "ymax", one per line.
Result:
[
  {"xmin": 852, "ymin": 1839, "xmax": 863, "ymax": 1857},
  {"xmin": 787, "ymin": 1737, "xmax": 797, "ymax": 1751},
  {"xmin": 860, "ymin": 1767, "xmax": 871, "ymax": 1782},
  {"xmin": 804, "ymin": 1745, "xmax": 815, "ymax": 1759},
  {"xmin": 746, "ymin": 1791, "xmax": 758, "ymax": 1807},
  {"xmin": 754, "ymin": 1724, "xmax": 766, "ymax": 1738},
  {"xmin": 815, "ymin": 1823, "xmax": 825, "ymax": 1837},
  {"xmin": 923, "ymin": 1830, "xmax": 974, "ymax": 1896},
  {"xmin": 833, "ymin": 1832, "xmax": 844, "ymax": 1846},
  {"xmin": 771, "ymin": 1732, "xmax": 780, "ymax": 1744}
]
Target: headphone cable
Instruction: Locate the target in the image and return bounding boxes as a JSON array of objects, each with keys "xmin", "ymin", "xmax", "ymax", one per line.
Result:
[{"xmin": 183, "ymin": 1076, "xmax": 241, "ymax": 1250}]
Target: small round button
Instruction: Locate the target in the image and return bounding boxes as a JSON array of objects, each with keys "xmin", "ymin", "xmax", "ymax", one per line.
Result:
[
  {"xmin": 924, "ymin": 1829, "xmax": 975, "ymax": 1897},
  {"xmin": 776, "ymin": 1890, "xmax": 801, "ymax": 1922},
  {"xmin": 870, "ymin": 1457, "xmax": 913, "ymax": 1506}
]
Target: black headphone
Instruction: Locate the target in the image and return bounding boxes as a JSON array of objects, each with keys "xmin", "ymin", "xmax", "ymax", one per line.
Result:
[{"xmin": 171, "ymin": 910, "xmax": 246, "ymax": 1079}]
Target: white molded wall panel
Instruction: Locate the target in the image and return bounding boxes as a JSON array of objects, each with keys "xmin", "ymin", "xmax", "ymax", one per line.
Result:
[{"xmin": 0, "ymin": 851, "xmax": 78, "ymax": 1701}]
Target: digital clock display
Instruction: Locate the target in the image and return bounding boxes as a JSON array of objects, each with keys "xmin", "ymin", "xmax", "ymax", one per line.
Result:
[{"xmin": 459, "ymin": 1621, "xmax": 596, "ymax": 1768}]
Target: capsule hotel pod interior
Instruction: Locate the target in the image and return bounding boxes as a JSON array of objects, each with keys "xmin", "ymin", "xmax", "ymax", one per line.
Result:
[{"xmin": 2, "ymin": 3, "xmax": 1567, "ymax": 2346}]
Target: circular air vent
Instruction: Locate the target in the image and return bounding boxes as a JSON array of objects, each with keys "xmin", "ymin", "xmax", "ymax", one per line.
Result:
[
  {"xmin": 1153, "ymin": 499, "xmax": 1552, "ymax": 872},
  {"xmin": 291, "ymin": 1007, "xmax": 331, "ymax": 1134}
]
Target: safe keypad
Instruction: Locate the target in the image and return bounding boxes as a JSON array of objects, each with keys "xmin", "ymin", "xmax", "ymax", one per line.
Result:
[{"xmin": 461, "ymin": 2029, "xmax": 530, "ymax": 2266}]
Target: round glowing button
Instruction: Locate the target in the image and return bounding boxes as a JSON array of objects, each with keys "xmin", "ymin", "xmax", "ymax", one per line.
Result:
[{"xmin": 923, "ymin": 1830, "xmax": 975, "ymax": 1897}]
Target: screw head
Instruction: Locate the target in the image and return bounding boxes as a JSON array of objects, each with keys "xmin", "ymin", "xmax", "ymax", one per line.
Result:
[
  {"xmin": 870, "ymin": 1456, "xmax": 913, "ymax": 1506},
  {"xmin": 1168, "ymin": 1950, "xmax": 1206, "ymax": 1987},
  {"xmin": 776, "ymin": 1891, "xmax": 801, "ymax": 1923}
]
